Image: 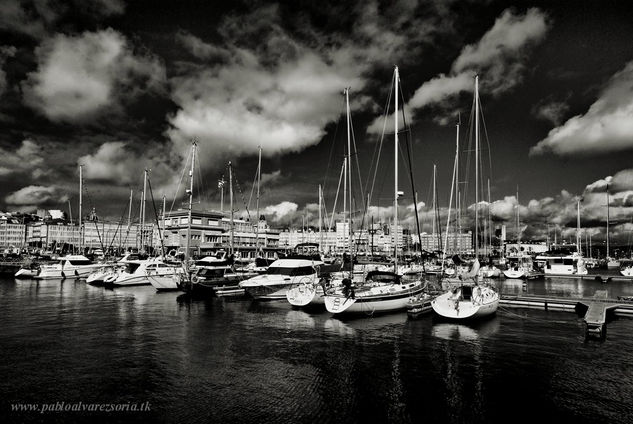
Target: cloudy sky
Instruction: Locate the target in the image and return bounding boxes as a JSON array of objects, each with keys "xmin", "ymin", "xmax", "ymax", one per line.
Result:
[{"xmin": 1, "ymin": 0, "xmax": 633, "ymax": 247}]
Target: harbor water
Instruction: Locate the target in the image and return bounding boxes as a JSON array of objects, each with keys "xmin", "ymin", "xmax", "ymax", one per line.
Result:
[{"xmin": 2, "ymin": 275, "xmax": 633, "ymax": 423}]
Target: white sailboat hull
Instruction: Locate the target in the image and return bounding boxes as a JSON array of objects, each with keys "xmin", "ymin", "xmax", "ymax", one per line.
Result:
[
  {"xmin": 543, "ymin": 267, "xmax": 588, "ymax": 276},
  {"xmin": 286, "ymin": 284, "xmax": 325, "ymax": 307},
  {"xmin": 324, "ymin": 283, "xmax": 424, "ymax": 315},
  {"xmin": 503, "ymin": 269, "xmax": 526, "ymax": 279},
  {"xmin": 14, "ymin": 268, "xmax": 37, "ymax": 279},
  {"xmin": 431, "ymin": 290, "xmax": 499, "ymax": 320},
  {"xmin": 620, "ymin": 266, "xmax": 633, "ymax": 277},
  {"xmin": 147, "ymin": 273, "xmax": 181, "ymax": 291}
]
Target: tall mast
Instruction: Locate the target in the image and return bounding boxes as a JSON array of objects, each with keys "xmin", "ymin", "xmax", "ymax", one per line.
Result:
[
  {"xmin": 141, "ymin": 169, "xmax": 148, "ymax": 251},
  {"xmin": 443, "ymin": 129, "xmax": 458, "ymax": 271},
  {"xmin": 219, "ymin": 178, "xmax": 224, "ymax": 213},
  {"xmin": 79, "ymin": 164, "xmax": 83, "ymax": 252},
  {"xmin": 127, "ymin": 190, "xmax": 133, "ymax": 230},
  {"xmin": 255, "ymin": 145, "xmax": 262, "ymax": 255},
  {"xmin": 343, "ymin": 157, "xmax": 347, "ymax": 266},
  {"xmin": 577, "ymin": 197, "xmax": 581, "ymax": 254},
  {"xmin": 432, "ymin": 165, "xmax": 436, "ymax": 237},
  {"xmin": 185, "ymin": 142, "xmax": 196, "ymax": 261},
  {"xmin": 318, "ymin": 184, "xmax": 323, "ymax": 252},
  {"xmin": 229, "ymin": 161, "xmax": 234, "ymax": 255},
  {"xmin": 606, "ymin": 184, "xmax": 610, "ymax": 258},
  {"xmin": 161, "ymin": 194, "xmax": 166, "ymax": 257},
  {"xmin": 394, "ymin": 66, "xmax": 399, "ymax": 271},
  {"xmin": 371, "ymin": 214, "xmax": 375, "ymax": 256},
  {"xmin": 516, "ymin": 187, "xmax": 520, "ymax": 251},
  {"xmin": 456, "ymin": 121, "xmax": 461, "ymax": 253},
  {"xmin": 488, "ymin": 179, "xmax": 492, "ymax": 256},
  {"xmin": 474, "ymin": 75, "xmax": 480, "ymax": 259},
  {"xmin": 345, "ymin": 87, "xmax": 353, "ymax": 271}
]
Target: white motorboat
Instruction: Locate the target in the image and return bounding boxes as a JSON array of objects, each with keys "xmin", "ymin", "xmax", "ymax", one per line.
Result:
[
  {"xmin": 14, "ymin": 262, "xmax": 40, "ymax": 279},
  {"xmin": 620, "ymin": 264, "xmax": 633, "ymax": 277},
  {"xmin": 239, "ymin": 258, "xmax": 323, "ymax": 300},
  {"xmin": 106, "ymin": 257, "xmax": 179, "ymax": 287},
  {"xmin": 607, "ymin": 258, "xmax": 621, "ymax": 269},
  {"xmin": 34, "ymin": 255, "xmax": 101, "ymax": 280},
  {"xmin": 431, "ymin": 284, "xmax": 499, "ymax": 320},
  {"xmin": 535, "ymin": 252, "xmax": 588, "ymax": 276},
  {"xmin": 502, "ymin": 254, "xmax": 535, "ymax": 279},
  {"xmin": 86, "ymin": 264, "xmax": 120, "ymax": 284},
  {"xmin": 480, "ymin": 264, "xmax": 501, "ymax": 278},
  {"xmin": 86, "ymin": 253, "xmax": 147, "ymax": 285},
  {"xmin": 323, "ymin": 270, "xmax": 425, "ymax": 315}
]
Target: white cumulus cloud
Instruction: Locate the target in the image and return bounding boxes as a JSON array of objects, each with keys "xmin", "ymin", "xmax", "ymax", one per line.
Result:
[
  {"xmin": 531, "ymin": 61, "xmax": 633, "ymax": 156},
  {"xmin": 23, "ymin": 28, "xmax": 165, "ymax": 122},
  {"xmin": 367, "ymin": 8, "xmax": 549, "ymax": 133},
  {"xmin": 5, "ymin": 185, "xmax": 68, "ymax": 206}
]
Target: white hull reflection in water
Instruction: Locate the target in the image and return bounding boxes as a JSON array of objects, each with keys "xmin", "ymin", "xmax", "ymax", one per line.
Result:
[{"xmin": 431, "ymin": 317, "xmax": 500, "ymax": 341}]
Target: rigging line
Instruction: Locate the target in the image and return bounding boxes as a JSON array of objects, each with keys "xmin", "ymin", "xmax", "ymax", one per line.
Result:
[
  {"xmin": 146, "ymin": 175, "xmax": 166, "ymax": 257},
  {"xmin": 462, "ymin": 97, "xmax": 476, "ymax": 211},
  {"xmin": 195, "ymin": 150, "xmax": 205, "ymax": 207},
  {"xmin": 80, "ymin": 176, "xmax": 106, "ymax": 252},
  {"xmin": 329, "ymin": 160, "xmax": 345, "ymax": 232},
  {"xmin": 368, "ymin": 71, "xmax": 395, "ymax": 208},
  {"xmin": 422, "ymin": 172, "xmax": 433, "ymax": 234},
  {"xmin": 104, "ymin": 212, "xmax": 126, "ymax": 254},
  {"xmin": 478, "ymin": 95, "xmax": 494, "ymax": 187},
  {"xmin": 169, "ymin": 148, "xmax": 191, "ymax": 215},
  {"xmin": 349, "ymin": 112, "xmax": 365, "ymax": 207},
  {"xmin": 398, "ymin": 79, "xmax": 423, "ymax": 256},
  {"xmin": 247, "ymin": 156, "xmax": 259, "ymax": 214},
  {"xmin": 232, "ymin": 166, "xmax": 250, "ymax": 221},
  {"xmin": 434, "ymin": 168, "xmax": 443, "ymax": 255},
  {"xmin": 322, "ymin": 115, "xmax": 341, "ymax": 194},
  {"xmin": 349, "ymin": 108, "xmax": 371, "ymax": 241}
]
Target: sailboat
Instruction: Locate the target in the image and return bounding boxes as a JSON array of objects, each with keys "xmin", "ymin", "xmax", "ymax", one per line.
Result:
[
  {"xmin": 503, "ymin": 188, "xmax": 537, "ymax": 279},
  {"xmin": 431, "ymin": 75, "xmax": 499, "ymax": 320},
  {"xmin": 323, "ymin": 67, "xmax": 425, "ymax": 315},
  {"xmin": 287, "ymin": 87, "xmax": 356, "ymax": 308},
  {"xmin": 35, "ymin": 165, "xmax": 102, "ymax": 280},
  {"xmin": 605, "ymin": 184, "xmax": 620, "ymax": 269},
  {"xmin": 535, "ymin": 198, "xmax": 588, "ymax": 276}
]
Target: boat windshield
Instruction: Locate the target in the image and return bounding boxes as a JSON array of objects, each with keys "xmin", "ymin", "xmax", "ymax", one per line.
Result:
[
  {"xmin": 68, "ymin": 259, "xmax": 92, "ymax": 266},
  {"xmin": 125, "ymin": 263, "xmax": 141, "ymax": 273},
  {"xmin": 266, "ymin": 266, "xmax": 314, "ymax": 276},
  {"xmin": 198, "ymin": 268, "xmax": 226, "ymax": 278}
]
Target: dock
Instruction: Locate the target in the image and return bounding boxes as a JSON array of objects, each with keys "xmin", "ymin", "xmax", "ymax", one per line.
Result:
[{"xmin": 500, "ymin": 291, "xmax": 633, "ymax": 339}]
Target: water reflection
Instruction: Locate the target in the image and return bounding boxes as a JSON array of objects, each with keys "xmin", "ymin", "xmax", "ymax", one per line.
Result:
[
  {"xmin": 3, "ymin": 276, "xmax": 633, "ymax": 424},
  {"xmin": 285, "ymin": 310, "xmax": 316, "ymax": 330},
  {"xmin": 431, "ymin": 317, "xmax": 500, "ymax": 342},
  {"xmin": 323, "ymin": 318, "xmax": 356, "ymax": 337}
]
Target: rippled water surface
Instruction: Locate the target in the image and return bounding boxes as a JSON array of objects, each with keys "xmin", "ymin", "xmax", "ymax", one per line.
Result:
[{"xmin": 2, "ymin": 275, "xmax": 633, "ymax": 423}]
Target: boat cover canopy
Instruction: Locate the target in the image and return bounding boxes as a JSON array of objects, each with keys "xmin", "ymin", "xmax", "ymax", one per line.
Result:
[{"xmin": 365, "ymin": 270, "xmax": 400, "ymax": 283}]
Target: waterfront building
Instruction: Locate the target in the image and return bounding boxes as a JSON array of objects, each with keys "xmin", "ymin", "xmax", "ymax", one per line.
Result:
[
  {"xmin": 278, "ymin": 221, "xmax": 408, "ymax": 255},
  {"xmin": 25, "ymin": 220, "xmax": 158, "ymax": 252},
  {"xmin": 504, "ymin": 242, "xmax": 549, "ymax": 255},
  {"xmin": 162, "ymin": 209, "xmax": 279, "ymax": 259},
  {"xmin": 0, "ymin": 221, "xmax": 27, "ymax": 249},
  {"xmin": 411, "ymin": 231, "xmax": 473, "ymax": 254}
]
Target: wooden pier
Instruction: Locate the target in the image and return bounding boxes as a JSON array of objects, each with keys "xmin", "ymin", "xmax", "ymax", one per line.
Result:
[{"xmin": 500, "ymin": 290, "xmax": 633, "ymax": 339}]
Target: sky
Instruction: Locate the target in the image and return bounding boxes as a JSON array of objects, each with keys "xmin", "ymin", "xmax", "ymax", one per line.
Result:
[{"xmin": 1, "ymin": 0, "xmax": 633, "ymax": 248}]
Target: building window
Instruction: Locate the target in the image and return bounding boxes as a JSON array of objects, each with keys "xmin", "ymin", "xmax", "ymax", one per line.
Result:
[{"xmin": 192, "ymin": 218, "xmax": 202, "ymax": 225}]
